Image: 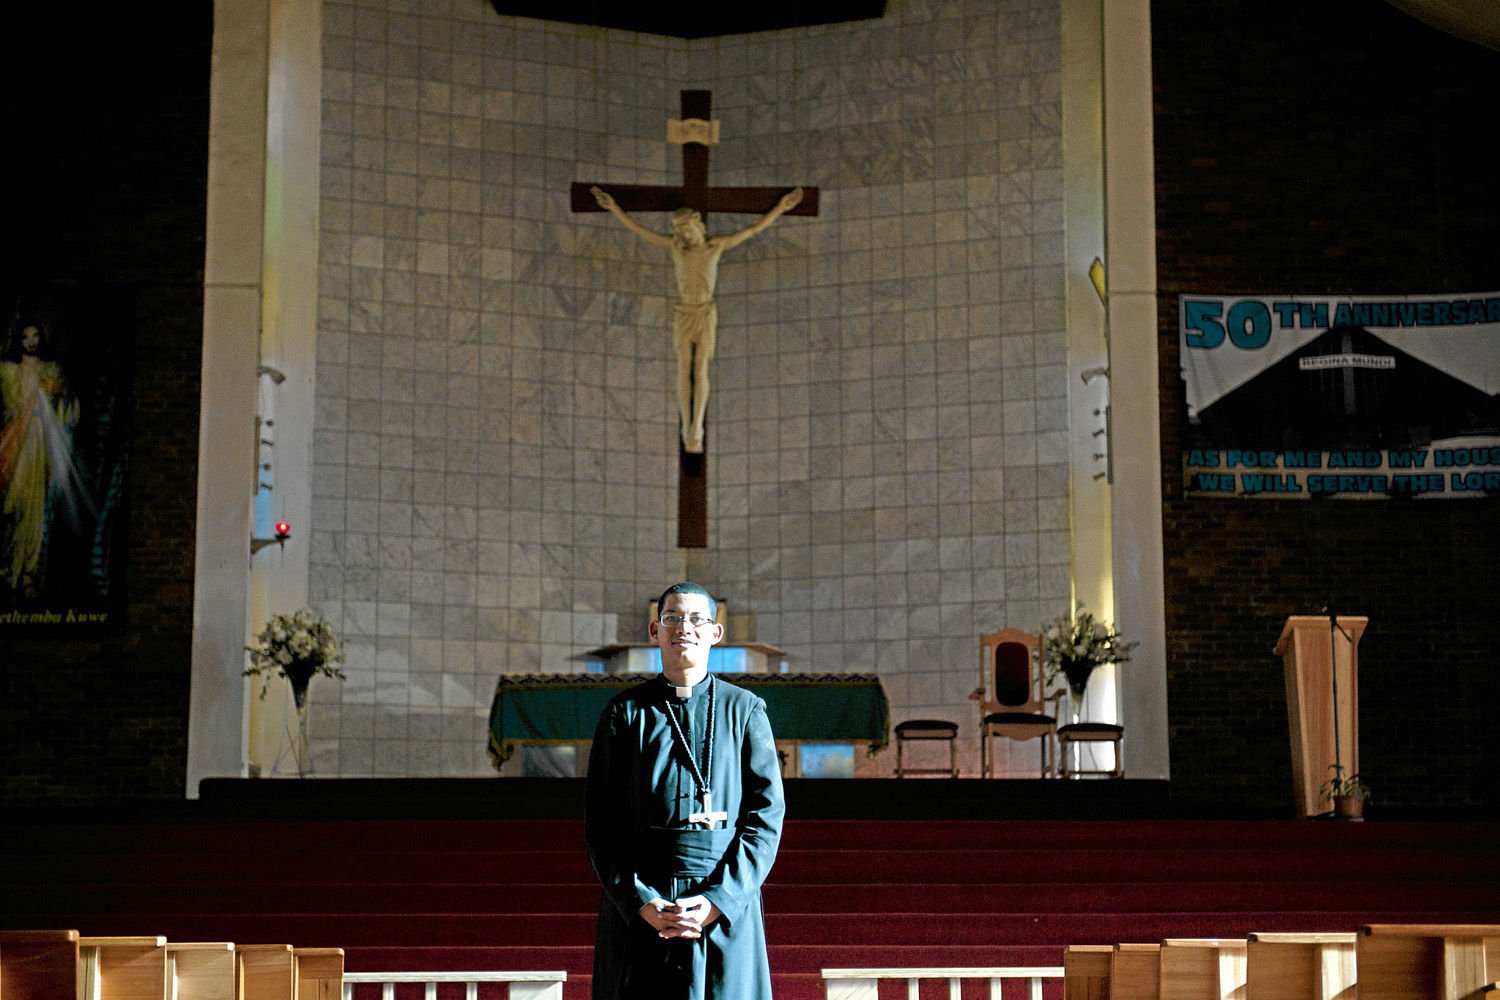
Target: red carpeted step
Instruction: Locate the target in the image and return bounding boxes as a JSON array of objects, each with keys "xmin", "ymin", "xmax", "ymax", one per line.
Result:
[
  {"xmin": 0, "ymin": 818, "xmax": 595, "ymax": 855},
  {"xmin": 0, "ymin": 882, "xmax": 604, "ymax": 915},
  {"xmin": 10, "ymin": 876, "xmax": 1495, "ymax": 917},
  {"xmin": 341, "ymin": 945, "xmax": 593, "ymax": 974},
  {"xmin": 4, "ymin": 813, "xmax": 1497, "ymax": 1000},
  {"xmin": 781, "ymin": 818, "xmax": 1500, "ymax": 851},
  {"xmin": 770, "ymin": 847, "xmax": 1500, "ymax": 882},
  {"xmin": 1, "ymin": 850, "xmax": 601, "ymax": 885},
  {"xmin": 11, "ymin": 817, "xmax": 1495, "ymax": 855},
  {"xmin": 773, "ymin": 879, "xmax": 1500, "ymax": 914},
  {"xmin": 12, "ymin": 842, "xmax": 1498, "ymax": 888},
  {"xmin": 13, "ymin": 818, "xmax": 1500, "ymax": 884},
  {"xmin": 767, "ymin": 944, "xmax": 1064, "ymax": 971},
  {"xmin": 2, "ymin": 817, "xmax": 1470, "ymax": 854}
]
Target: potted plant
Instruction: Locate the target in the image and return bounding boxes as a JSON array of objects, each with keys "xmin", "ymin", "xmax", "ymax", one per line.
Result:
[
  {"xmin": 245, "ymin": 608, "xmax": 346, "ymax": 775},
  {"xmin": 1320, "ymin": 764, "xmax": 1372, "ymax": 820},
  {"xmin": 1039, "ymin": 608, "xmax": 1137, "ymax": 718}
]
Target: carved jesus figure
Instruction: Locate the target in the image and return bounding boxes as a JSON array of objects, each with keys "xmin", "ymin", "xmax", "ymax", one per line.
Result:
[{"xmin": 591, "ymin": 185, "xmax": 803, "ymax": 454}]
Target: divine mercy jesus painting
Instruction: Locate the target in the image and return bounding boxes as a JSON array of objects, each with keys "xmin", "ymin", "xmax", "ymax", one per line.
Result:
[{"xmin": 0, "ymin": 288, "xmax": 131, "ymax": 631}]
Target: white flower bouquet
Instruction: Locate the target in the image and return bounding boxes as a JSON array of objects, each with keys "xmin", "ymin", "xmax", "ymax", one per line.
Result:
[
  {"xmin": 1039, "ymin": 608, "xmax": 1136, "ymax": 700},
  {"xmin": 245, "ymin": 608, "xmax": 346, "ymax": 705}
]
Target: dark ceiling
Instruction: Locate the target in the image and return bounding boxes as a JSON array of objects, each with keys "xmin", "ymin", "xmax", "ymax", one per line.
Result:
[{"xmin": 488, "ymin": 1, "xmax": 886, "ymax": 39}]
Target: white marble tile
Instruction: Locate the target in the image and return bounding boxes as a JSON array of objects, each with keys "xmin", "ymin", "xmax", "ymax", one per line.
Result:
[{"xmin": 314, "ymin": 0, "xmax": 1070, "ymax": 775}]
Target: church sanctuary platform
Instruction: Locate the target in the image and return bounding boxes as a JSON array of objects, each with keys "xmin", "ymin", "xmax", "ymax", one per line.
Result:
[
  {"xmin": 5, "ymin": 780, "xmax": 1497, "ymax": 1000},
  {"xmin": 195, "ymin": 775, "xmax": 1183, "ymax": 821}
]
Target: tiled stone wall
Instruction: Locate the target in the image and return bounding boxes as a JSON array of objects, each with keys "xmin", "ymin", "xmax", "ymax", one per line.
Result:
[{"xmin": 312, "ymin": 0, "xmax": 1069, "ymax": 776}]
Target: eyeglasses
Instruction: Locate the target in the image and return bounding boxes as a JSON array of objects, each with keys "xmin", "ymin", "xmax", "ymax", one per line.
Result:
[{"xmin": 659, "ymin": 613, "xmax": 715, "ymax": 629}]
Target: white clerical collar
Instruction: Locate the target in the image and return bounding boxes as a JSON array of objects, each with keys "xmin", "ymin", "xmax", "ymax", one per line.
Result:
[{"xmin": 664, "ymin": 674, "xmax": 707, "ymax": 700}]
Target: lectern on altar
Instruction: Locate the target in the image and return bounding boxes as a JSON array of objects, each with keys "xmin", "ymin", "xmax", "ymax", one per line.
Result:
[{"xmin": 1275, "ymin": 614, "xmax": 1368, "ymax": 818}]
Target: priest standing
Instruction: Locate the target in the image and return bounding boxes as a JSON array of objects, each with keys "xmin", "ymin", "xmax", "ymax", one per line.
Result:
[{"xmin": 584, "ymin": 581, "xmax": 785, "ymax": 1000}]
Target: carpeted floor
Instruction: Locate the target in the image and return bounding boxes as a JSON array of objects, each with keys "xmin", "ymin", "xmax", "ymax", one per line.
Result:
[{"xmin": 4, "ymin": 780, "xmax": 1498, "ymax": 1000}]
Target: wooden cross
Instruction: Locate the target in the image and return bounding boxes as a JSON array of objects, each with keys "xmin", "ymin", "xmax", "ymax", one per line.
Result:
[
  {"xmin": 686, "ymin": 788, "xmax": 729, "ymax": 829},
  {"xmin": 571, "ymin": 90, "xmax": 819, "ymax": 548}
]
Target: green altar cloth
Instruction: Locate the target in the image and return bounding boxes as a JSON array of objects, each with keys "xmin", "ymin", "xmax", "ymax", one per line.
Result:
[{"xmin": 488, "ymin": 672, "xmax": 890, "ymax": 767}]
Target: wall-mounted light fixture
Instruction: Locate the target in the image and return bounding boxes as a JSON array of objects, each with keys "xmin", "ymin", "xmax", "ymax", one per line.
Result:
[{"xmin": 251, "ymin": 521, "xmax": 292, "ymax": 555}]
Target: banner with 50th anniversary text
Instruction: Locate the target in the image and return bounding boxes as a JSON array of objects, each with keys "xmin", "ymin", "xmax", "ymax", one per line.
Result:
[{"xmin": 1179, "ymin": 291, "xmax": 1500, "ymax": 499}]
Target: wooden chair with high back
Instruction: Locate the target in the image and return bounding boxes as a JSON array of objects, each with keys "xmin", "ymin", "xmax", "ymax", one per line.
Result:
[{"xmin": 978, "ymin": 628, "xmax": 1061, "ymax": 777}]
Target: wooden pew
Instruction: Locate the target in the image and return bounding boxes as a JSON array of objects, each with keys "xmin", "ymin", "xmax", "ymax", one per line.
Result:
[
  {"xmin": 168, "ymin": 943, "xmax": 235, "ymax": 1000},
  {"xmin": 1359, "ymin": 923, "xmax": 1500, "ymax": 1000},
  {"xmin": 4, "ymin": 932, "xmax": 337, "ymax": 1000},
  {"xmin": 293, "ymin": 947, "xmax": 343, "ymax": 1000},
  {"xmin": 1245, "ymin": 931, "xmax": 1357, "ymax": 1000},
  {"xmin": 1110, "ymin": 943, "xmax": 1162, "ymax": 1000},
  {"xmin": 1159, "ymin": 938, "xmax": 1247, "ymax": 999},
  {"xmin": 1064, "ymin": 945, "xmax": 1113, "ymax": 999},
  {"xmin": 79, "ymin": 936, "xmax": 169, "ymax": 1000},
  {"xmin": 237, "ymin": 945, "xmax": 295, "ymax": 1000},
  {"xmin": 0, "ymin": 929, "xmax": 81, "ymax": 999}
]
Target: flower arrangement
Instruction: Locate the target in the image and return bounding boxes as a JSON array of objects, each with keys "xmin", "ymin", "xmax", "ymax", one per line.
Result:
[
  {"xmin": 1039, "ymin": 608, "xmax": 1137, "ymax": 699},
  {"xmin": 245, "ymin": 608, "xmax": 346, "ymax": 706}
]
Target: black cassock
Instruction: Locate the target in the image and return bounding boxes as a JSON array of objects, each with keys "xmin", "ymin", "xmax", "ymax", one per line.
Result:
[{"xmin": 585, "ymin": 674, "xmax": 785, "ymax": 1000}]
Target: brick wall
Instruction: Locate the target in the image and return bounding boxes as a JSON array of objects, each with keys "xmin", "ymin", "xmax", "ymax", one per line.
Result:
[
  {"xmin": 0, "ymin": 7, "xmax": 210, "ymax": 804},
  {"xmin": 1154, "ymin": 0, "xmax": 1500, "ymax": 809}
]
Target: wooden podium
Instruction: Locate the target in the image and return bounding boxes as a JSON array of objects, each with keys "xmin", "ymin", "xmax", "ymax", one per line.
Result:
[{"xmin": 1275, "ymin": 614, "xmax": 1368, "ymax": 817}]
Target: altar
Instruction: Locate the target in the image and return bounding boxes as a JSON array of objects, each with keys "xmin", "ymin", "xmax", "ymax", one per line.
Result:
[{"xmin": 488, "ymin": 672, "xmax": 890, "ymax": 777}]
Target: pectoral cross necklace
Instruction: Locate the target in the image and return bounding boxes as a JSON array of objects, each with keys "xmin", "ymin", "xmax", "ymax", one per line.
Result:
[{"xmin": 664, "ymin": 677, "xmax": 727, "ymax": 829}]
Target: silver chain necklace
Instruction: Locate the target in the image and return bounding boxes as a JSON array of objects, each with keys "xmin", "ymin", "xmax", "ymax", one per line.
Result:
[{"xmin": 663, "ymin": 677, "xmax": 725, "ymax": 829}]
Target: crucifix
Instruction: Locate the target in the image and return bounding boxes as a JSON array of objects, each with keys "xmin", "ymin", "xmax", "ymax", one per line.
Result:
[
  {"xmin": 572, "ymin": 90, "xmax": 819, "ymax": 548},
  {"xmin": 686, "ymin": 789, "xmax": 729, "ymax": 829}
]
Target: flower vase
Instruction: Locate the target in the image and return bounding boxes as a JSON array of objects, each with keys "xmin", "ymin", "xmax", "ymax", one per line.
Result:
[
  {"xmin": 288, "ymin": 672, "xmax": 313, "ymax": 778},
  {"xmin": 1060, "ymin": 659, "xmax": 1097, "ymax": 723}
]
